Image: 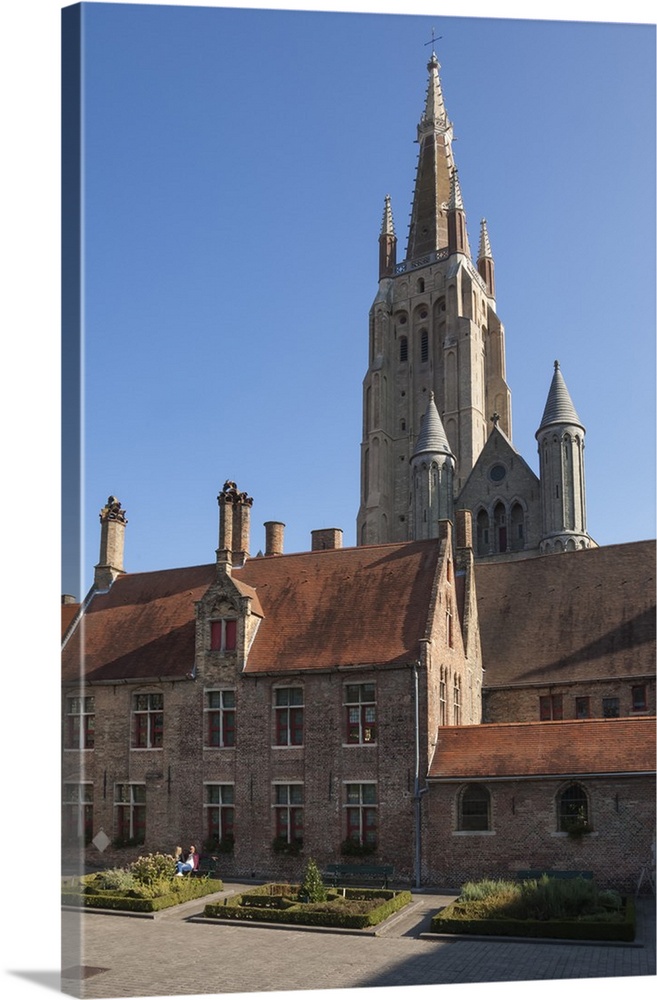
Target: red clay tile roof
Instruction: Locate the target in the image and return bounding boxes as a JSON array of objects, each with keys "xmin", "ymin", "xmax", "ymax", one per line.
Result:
[
  {"xmin": 61, "ymin": 602, "xmax": 80, "ymax": 639},
  {"xmin": 235, "ymin": 541, "xmax": 442, "ymax": 673},
  {"xmin": 62, "ymin": 540, "xmax": 443, "ymax": 683},
  {"xmin": 475, "ymin": 541, "xmax": 656, "ymax": 688},
  {"xmin": 61, "ymin": 564, "xmax": 215, "ymax": 684},
  {"xmin": 429, "ymin": 717, "xmax": 656, "ymax": 779}
]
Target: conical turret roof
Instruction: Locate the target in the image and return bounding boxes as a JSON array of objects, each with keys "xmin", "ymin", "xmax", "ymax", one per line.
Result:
[
  {"xmin": 537, "ymin": 361, "xmax": 584, "ymax": 433},
  {"xmin": 413, "ymin": 392, "xmax": 454, "ymax": 458}
]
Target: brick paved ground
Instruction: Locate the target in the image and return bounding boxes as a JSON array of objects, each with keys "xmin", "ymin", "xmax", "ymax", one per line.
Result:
[{"xmin": 61, "ymin": 884, "xmax": 655, "ymax": 999}]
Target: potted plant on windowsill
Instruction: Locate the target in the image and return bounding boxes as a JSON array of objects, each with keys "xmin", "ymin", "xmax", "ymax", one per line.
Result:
[
  {"xmin": 562, "ymin": 807, "xmax": 593, "ymax": 838},
  {"xmin": 271, "ymin": 836, "xmax": 303, "ymax": 856}
]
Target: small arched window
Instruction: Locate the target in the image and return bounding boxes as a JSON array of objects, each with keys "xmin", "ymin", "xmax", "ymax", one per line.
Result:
[
  {"xmin": 558, "ymin": 783, "xmax": 589, "ymax": 833},
  {"xmin": 416, "ymin": 278, "xmax": 425, "ymax": 293},
  {"xmin": 459, "ymin": 784, "xmax": 491, "ymax": 831},
  {"xmin": 399, "ymin": 336, "xmax": 408, "ymax": 363}
]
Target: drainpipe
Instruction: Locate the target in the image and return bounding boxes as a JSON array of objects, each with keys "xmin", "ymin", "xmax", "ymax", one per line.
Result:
[{"xmin": 413, "ymin": 660, "xmax": 429, "ymax": 889}]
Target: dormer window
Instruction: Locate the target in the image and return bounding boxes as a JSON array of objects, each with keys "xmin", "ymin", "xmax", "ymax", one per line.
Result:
[{"xmin": 210, "ymin": 618, "xmax": 237, "ymax": 651}]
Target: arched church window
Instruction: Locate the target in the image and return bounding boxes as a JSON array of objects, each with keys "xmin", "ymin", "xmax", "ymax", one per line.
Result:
[
  {"xmin": 510, "ymin": 502, "xmax": 525, "ymax": 550},
  {"xmin": 399, "ymin": 336, "xmax": 408, "ymax": 363},
  {"xmin": 420, "ymin": 330, "xmax": 429, "ymax": 363},
  {"xmin": 494, "ymin": 501, "xmax": 507, "ymax": 553},
  {"xmin": 458, "ymin": 784, "xmax": 491, "ymax": 831},
  {"xmin": 416, "ymin": 278, "xmax": 425, "ymax": 293}
]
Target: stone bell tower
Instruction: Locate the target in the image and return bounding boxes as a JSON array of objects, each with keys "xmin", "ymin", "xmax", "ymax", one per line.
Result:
[{"xmin": 357, "ymin": 50, "xmax": 511, "ymax": 546}]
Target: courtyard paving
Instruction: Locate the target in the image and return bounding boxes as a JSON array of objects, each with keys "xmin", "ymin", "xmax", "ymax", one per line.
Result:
[{"xmin": 61, "ymin": 882, "xmax": 655, "ymax": 999}]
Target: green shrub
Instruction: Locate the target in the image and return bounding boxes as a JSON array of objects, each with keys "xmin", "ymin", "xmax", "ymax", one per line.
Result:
[
  {"xmin": 299, "ymin": 858, "xmax": 328, "ymax": 903},
  {"xmin": 129, "ymin": 852, "xmax": 176, "ymax": 886},
  {"xmin": 90, "ymin": 868, "xmax": 137, "ymax": 893},
  {"xmin": 460, "ymin": 879, "xmax": 519, "ymax": 902},
  {"xmin": 431, "ymin": 877, "xmax": 635, "ymax": 941}
]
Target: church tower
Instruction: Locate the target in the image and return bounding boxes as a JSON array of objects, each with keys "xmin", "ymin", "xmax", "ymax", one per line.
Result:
[{"xmin": 357, "ymin": 51, "xmax": 512, "ymax": 546}]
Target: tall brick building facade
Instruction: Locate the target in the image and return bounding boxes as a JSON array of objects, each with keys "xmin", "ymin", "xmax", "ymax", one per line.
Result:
[{"xmin": 62, "ymin": 52, "xmax": 655, "ymax": 892}]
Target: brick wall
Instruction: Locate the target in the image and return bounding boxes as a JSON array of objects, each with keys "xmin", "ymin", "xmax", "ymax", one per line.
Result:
[
  {"xmin": 485, "ymin": 677, "xmax": 656, "ymax": 723},
  {"xmin": 424, "ymin": 775, "xmax": 655, "ymax": 893}
]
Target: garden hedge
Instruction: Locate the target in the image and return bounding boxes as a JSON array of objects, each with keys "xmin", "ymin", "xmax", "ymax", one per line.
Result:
[
  {"xmin": 430, "ymin": 896, "xmax": 636, "ymax": 942},
  {"xmin": 62, "ymin": 877, "xmax": 224, "ymax": 913},
  {"xmin": 204, "ymin": 886, "xmax": 412, "ymax": 928}
]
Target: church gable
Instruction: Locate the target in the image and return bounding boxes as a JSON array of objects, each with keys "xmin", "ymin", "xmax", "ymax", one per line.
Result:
[{"xmin": 457, "ymin": 426, "xmax": 541, "ymax": 559}]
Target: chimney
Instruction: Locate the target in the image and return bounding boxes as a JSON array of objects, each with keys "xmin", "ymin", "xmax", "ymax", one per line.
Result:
[
  {"xmin": 94, "ymin": 496, "xmax": 127, "ymax": 590},
  {"xmin": 264, "ymin": 521, "xmax": 285, "ymax": 556},
  {"xmin": 455, "ymin": 509, "xmax": 473, "ymax": 550},
  {"xmin": 217, "ymin": 481, "xmax": 253, "ymax": 569},
  {"xmin": 61, "ymin": 594, "xmax": 77, "ymax": 605},
  {"xmin": 311, "ymin": 528, "xmax": 343, "ymax": 551}
]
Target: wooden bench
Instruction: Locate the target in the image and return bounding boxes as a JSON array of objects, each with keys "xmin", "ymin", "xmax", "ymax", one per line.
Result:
[
  {"xmin": 323, "ymin": 863, "xmax": 394, "ymax": 888},
  {"xmin": 515, "ymin": 869, "xmax": 594, "ymax": 881},
  {"xmin": 189, "ymin": 854, "xmax": 221, "ymax": 878}
]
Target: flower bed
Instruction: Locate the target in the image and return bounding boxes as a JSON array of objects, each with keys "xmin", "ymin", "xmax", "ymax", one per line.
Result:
[
  {"xmin": 204, "ymin": 882, "xmax": 412, "ymax": 929},
  {"xmin": 430, "ymin": 876, "xmax": 635, "ymax": 942},
  {"xmin": 61, "ymin": 852, "xmax": 224, "ymax": 913}
]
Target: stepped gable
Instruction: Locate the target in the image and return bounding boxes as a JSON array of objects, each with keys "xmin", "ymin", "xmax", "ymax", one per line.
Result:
[
  {"xmin": 475, "ymin": 541, "xmax": 656, "ymax": 687},
  {"xmin": 234, "ymin": 539, "xmax": 443, "ymax": 673},
  {"xmin": 429, "ymin": 717, "xmax": 657, "ymax": 779},
  {"xmin": 61, "ymin": 563, "xmax": 215, "ymax": 684}
]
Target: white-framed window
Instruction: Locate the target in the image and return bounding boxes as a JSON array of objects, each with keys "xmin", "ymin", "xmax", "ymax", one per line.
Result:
[
  {"xmin": 273, "ymin": 783, "xmax": 304, "ymax": 845},
  {"xmin": 345, "ymin": 683, "xmax": 376, "ymax": 744},
  {"xmin": 131, "ymin": 692, "xmax": 163, "ymax": 748},
  {"xmin": 65, "ymin": 695, "xmax": 95, "ymax": 749},
  {"xmin": 114, "ymin": 782, "xmax": 146, "ymax": 844},
  {"xmin": 453, "ymin": 680, "xmax": 461, "ymax": 725},
  {"xmin": 63, "ymin": 782, "xmax": 93, "ymax": 843},
  {"xmin": 204, "ymin": 783, "xmax": 235, "ymax": 848},
  {"xmin": 344, "ymin": 782, "xmax": 377, "ymax": 847},
  {"xmin": 205, "ymin": 689, "xmax": 236, "ymax": 747},
  {"xmin": 274, "ymin": 687, "xmax": 304, "ymax": 746},
  {"xmin": 439, "ymin": 679, "xmax": 447, "ymax": 725}
]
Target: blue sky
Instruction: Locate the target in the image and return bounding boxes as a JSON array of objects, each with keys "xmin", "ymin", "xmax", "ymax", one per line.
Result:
[
  {"xmin": 59, "ymin": 2, "xmax": 657, "ymax": 597},
  {"xmin": 61, "ymin": 2, "xmax": 656, "ymax": 599}
]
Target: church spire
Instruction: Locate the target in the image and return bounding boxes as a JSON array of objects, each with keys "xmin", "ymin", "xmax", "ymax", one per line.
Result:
[
  {"xmin": 477, "ymin": 218, "xmax": 495, "ymax": 298},
  {"xmin": 405, "ymin": 52, "xmax": 456, "ymax": 261},
  {"xmin": 378, "ymin": 193, "xmax": 397, "ymax": 279},
  {"xmin": 447, "ymin": 168, "xmax": 468, "ymax": 256}
]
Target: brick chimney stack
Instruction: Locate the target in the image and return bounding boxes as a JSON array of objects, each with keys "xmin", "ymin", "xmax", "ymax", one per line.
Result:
[
  {"xmin": 311, "ymin": 528, "xmax": 343, "ymax": 551},
  {"xmin": 94, "ymin": 496, "xmax": 127, "ymax": 590},
  {"xmin": 264, "ymin": 521, "xmax": 285, "ymax": 556},
  {"xmin": 217, "ymin": 481, "xmax": 253, "ymax": 569},
  {"xmin": 455, "ymin": 509, "xmax": 473, "ymax": 550}
]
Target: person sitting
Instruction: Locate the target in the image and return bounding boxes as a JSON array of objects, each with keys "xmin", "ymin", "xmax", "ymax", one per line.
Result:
[{"xmin": 175, "ymin": 845, "xmax": 196, "ymax": 876}]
